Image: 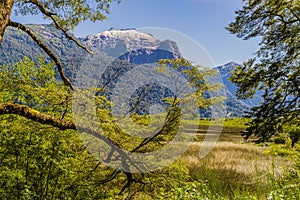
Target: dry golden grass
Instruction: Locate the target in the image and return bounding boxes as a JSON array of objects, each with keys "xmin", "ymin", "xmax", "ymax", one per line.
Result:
[{"xmin": 182, "ymin": 142, "xmax": 292, "ymax": 185}]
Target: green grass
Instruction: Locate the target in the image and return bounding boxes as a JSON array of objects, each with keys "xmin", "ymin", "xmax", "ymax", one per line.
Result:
[
  {"xmin": 180, "ymin": 142, "xmax": 293, "ymax": 199},
  {"xmin": 2, "ymin": 114, "xmax": 298, "ymax": 199},
  {"xmin": 152, "ymin": 119, "xmax": 300, "ymax": 200},
  {"xmin": 107, "ymin": 117, "xmax": 299, "ymax": 199},
  {"xmin": 183, "ymin": 117, "xmax": 250, "ymax": 128},
  {"xmin": 83, "ymin": 117, "xmax": 300, "ymax": 199}
]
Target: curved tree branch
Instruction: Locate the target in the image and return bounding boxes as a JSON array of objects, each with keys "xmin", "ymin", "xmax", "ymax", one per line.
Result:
[
  {"xmin": 28, "ymin": 0, "xmax": 95, "ymax": 54},
  {"xmin": 0, "ymin": 102, "xmax": 144, "ymax": 172},
  {"xmin": 8, "ymin": 20, "xmax": 74, "ymax": 90},
  {"xmin": 287, "ymin": 7, "xmax": 300, "ymax": 22},
  {"xmin": 0, "ymin": 102, "xmax": 147, "ymax": 193},
  {"xmin": 0, "ymin": 102, "xmax": 74, "ymax": 129},
  {"xmin": 0, "ymin": 102, "xmax": 122, "ymax": 149}
]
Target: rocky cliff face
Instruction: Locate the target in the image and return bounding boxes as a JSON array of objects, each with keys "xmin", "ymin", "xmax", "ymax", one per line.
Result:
[
  {"xmin": 215, "ymin": 61, "xmax": 263, "ymax": 109},
  {"xmin": 79, "ymin": 28, "xmax": 181, "ymax": 59},
  {"xmin": 118, "ymin": 49, "xmax": 178, "ymax": 64}
]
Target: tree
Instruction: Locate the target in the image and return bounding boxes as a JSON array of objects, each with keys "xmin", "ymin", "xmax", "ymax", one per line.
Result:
[
  {"xmin": 0, "ymin": 0, "xmax": 14, "ymax": 43},
  {"xmin": 226, "ymin": 0, "xmax": 300, "ymax": 141},
  {"xmin": 0, "ymin": 1, "xmax": 223, "ymax": 196},
  {"xmin": 0, "ymin": 56, "xmax": 221, "ymax": 196},
  {"xmin": 0, "ymin": 58, "xmax": 115, "ymax": 199},
  {"xmin": 0, "ymin": 0, "xmax": 120, "ymax": 89}
]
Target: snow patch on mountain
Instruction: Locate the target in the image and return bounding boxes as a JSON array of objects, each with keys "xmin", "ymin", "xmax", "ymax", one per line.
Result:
[{"xmin": 79, "ymin": 28, "xmax": 181, "ymax": 58}]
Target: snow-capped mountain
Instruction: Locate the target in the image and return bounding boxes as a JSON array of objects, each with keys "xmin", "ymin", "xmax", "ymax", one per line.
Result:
[
  {"xmin": 0, "ymin": 25, "xmax": 263, "ymax": 117},
  {"xmin": 79, "ymin": 28, "xmax": 181, "ymax": 59}
]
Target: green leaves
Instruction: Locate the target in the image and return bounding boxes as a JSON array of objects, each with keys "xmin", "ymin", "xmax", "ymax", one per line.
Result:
[
  {"xmin": 0, "ymin": 114, "xmax": 108, "ymax": 199},
  {"xmin": 0, "ymin": 57, "xmax": 117, "ymax": 199},
  {"xmin": 227, "ymin": 0, "xmax": 300, "ymax": 141},
  {"xmin": 0, "ymin": 56, "xmax": 70, "ymax": 118},
  {"xmin": 14, "ymin": 0, "xmax": 120, "ymax": 31},
  {"xmin": 158, "ymin": 58, "xmax": 224, "ymax": 110}
]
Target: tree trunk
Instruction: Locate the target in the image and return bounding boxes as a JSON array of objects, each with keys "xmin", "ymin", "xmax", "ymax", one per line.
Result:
[{"xmin": 0, "ymin": 0, "xmax": 14, "ymax": 44}]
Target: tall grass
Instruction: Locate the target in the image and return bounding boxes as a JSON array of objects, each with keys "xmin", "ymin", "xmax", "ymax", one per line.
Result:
[
  {"xmin": 183, "ymin": 118, "xmax": 250, "ymax": 128},
  {"xmin": 141, "ymin": 119, "xmax": 299, "ymax": 199},
  {"xmin": 180, "ymin": 142, "xmax": 293, "ymax": 199}
]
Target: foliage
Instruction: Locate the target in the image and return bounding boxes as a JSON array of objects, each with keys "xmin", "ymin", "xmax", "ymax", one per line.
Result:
[
  {"xmin": 0, "ymin": 56, "xmax": 225, "ymax": 198},
  {"xmin": 266, "ymin": 161, "xmax": 300, "ymax": 200},
  {"xmin": 0, "ymin": 24, "xmax": 87, "ymax": 78},
  {"xmin": 227, "ymin": 0, "xmax": 300, "ymax": 141},
  {"xmin": 14, "ymin": 0, "xmax": 120, "ymax": 31},
  {"xmin": 155, "ymin": 181, "xmax": 220, "ymax": 200},
  {"xmin": 263, "ymin": 142, "xmax": 300, "ymax": 199},
  {"xmin": 0, "ymin": 56, "xmax": 70, "ymax": 117},
  {"xmin": 289, "ymin": 126, "xmax": 300, "ymax": 148},
  {"xmin": 267, "ymin": 184, "xmax": 300, "ymax": 200},
  {"xmin": 0, "ymin": 116, "xmax": 115, "ymax": 199},
  {"xmin": 1, "ymin": 42, "xmax": 298, "ymax": 200},
  {"xmin": 264, "ymin": 144, "xmax": 298, "ymax": 157},
  {"xmin": 0, "ymin": 58, "xmax": 118, "ymax": 199},
  {"xmin": 1, "ymin": 0, "xmax": 122, "ymax": 89},
  {"xmin": 157, "ymin": 58, "xmax": 224, "ymax": 109}
]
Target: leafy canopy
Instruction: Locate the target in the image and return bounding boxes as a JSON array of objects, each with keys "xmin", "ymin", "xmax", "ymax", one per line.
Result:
[
  {"xmin": 0, "ymin": 56, "xmax": 223, "ymax": 197},
  {"xmin": 227, "ymin": 0, "xmax": 300, "ymax": 141}
]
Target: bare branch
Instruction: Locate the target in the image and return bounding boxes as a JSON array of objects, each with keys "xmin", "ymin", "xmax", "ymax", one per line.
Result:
[
  {"xmin": 287, "ymin": 7, "xmax": 300, "ymax": 22},
  {"xmin": 28, "ymin": 0, "xmax": 95, "ymax": 54},
  {"xmin": 8, "ymin": 20, "xmax": 74, "ymax": 90},
  {"xmin": 96, "ymin": 170, "xmax": 121, "ymax": 185}
]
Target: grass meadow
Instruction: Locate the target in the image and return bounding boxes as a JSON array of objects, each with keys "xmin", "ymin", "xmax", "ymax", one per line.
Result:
[{"xmin": 150, "ymin": 118, "xmax": 300, "ymax": 199}]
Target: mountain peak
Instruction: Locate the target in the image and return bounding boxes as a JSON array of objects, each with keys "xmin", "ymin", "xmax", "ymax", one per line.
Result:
[
  {"xmin": 79, "ymin": 28, "xmax": 181, "ymax": 58},
  {"xmin": 225, "ymin": 61, "xmax": 241, "ymax": 67},
  {"xmin": 215, "ymin": 61, "xmax": 241, "ymax": 72},
  {"xmin": 0, "ymin": 24, "xmax": 263, "ymax": 117},
  {"xmin": 84, "ymin": 28, "xmax": 156, "ymax": 42}
]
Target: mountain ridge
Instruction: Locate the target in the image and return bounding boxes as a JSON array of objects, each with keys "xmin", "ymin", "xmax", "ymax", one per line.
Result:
[{"xmin": 0, "ymin": 24, "xmax": 262, "ymax": 117}]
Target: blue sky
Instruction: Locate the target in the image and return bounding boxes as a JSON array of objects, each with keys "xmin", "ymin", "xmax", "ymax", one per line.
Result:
[{"xmin": 11, "ymin": 0, "xmax": 260, "ymax": 67}]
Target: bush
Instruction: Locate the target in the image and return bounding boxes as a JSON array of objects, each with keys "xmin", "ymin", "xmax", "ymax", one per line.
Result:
[
  {"xmin": 267, "ymin": 184, "xmax": 300, "ymax": 200},
  {"xmin": 289, "ymin": 127, "xmax": 300, "ymax": 148},
  {"xmin": 155, "ymin": 181, "xmax": 219, "ymax": 200}
]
